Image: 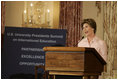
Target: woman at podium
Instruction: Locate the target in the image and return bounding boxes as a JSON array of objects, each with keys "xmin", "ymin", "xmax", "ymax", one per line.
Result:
[{"xmin": 78, "ymin": 18, "xmax": 107, "ymax": 61}]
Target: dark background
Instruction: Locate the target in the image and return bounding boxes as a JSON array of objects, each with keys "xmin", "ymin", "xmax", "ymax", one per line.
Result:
[{"xmin": 1, "ymin": 27, "xmax": 66, "ymax": 79}]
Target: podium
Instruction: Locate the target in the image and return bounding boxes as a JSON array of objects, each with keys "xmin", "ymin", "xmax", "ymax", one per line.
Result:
[{"xmin": 43, "ymin": 47, "xmax": 106, "ymax": 79}]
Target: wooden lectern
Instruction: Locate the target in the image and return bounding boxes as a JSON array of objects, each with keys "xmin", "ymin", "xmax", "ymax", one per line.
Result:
[{"xmin": 43, "ymin": 47, "xmax": 106, "ymax": 79}]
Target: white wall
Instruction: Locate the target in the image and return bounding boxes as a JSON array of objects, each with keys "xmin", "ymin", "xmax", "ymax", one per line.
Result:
[
  {"xmin": 5, "ymin": 1, "xmax": 24, "ymax": 27},
  {"xmin": 5, "ymin": 1, "xmax": 60, "ymax": 28},
  {"xmin": 82, "ymin": 1, "xmax": 104, "ymax": 39}
]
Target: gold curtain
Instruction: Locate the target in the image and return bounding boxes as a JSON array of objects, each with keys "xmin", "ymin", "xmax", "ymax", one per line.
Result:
[
  {"xmin": 59, "ymin": 1, "xmax": 82, "ymax": 47},
  {"xmin": 102, "ymin": 1, "xmax": 117, "ymax": 79}
]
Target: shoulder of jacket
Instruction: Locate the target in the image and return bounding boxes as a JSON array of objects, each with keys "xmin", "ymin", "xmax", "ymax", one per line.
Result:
[{"xmin": 96, "ymin": 36, "xmax": 106, "ymax": 45}]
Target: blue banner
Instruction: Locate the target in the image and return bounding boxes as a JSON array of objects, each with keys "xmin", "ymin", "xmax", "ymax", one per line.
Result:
[{"xmin": 2, "ymin": 27, "xmax": 66, "ymax": 79}]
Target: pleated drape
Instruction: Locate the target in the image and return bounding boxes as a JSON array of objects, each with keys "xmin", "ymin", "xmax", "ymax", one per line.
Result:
[
  {"xmin": 59, "ymin": 1, "xmax": 82, "ymax": 47},
  {"xmin": 1, "ymin": 1, "xmax": 6, "ymax": 48},
  {"xmin": 1, "ymin": 1, "xmax": 5, "ymax": 34}
]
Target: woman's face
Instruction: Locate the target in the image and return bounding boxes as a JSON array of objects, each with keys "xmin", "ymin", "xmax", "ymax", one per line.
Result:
[{"xmin": 82, "ymin": 23, "xmax": 94, "ymax": 37}]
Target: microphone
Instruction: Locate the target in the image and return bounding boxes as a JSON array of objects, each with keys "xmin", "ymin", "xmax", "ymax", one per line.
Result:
[
  {"xmin": 74, "ymin": 36, "xmax": 84, "ymax": 47},
  {"xmin": 80, "ymin": 36, "xmax": 84, "ymax": 41},
  {"xmin": 81, "ymin": 36, "xmax": 84, "ymax": 40},
  {"xmin": 78, "ymin": 36, "xmax": 84, "ymax": 44}
]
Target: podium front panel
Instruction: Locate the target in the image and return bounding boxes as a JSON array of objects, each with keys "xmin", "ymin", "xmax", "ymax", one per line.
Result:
[{"xmin": 45, "ymin": 52, "xmax": 85, "ymax": 71}]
